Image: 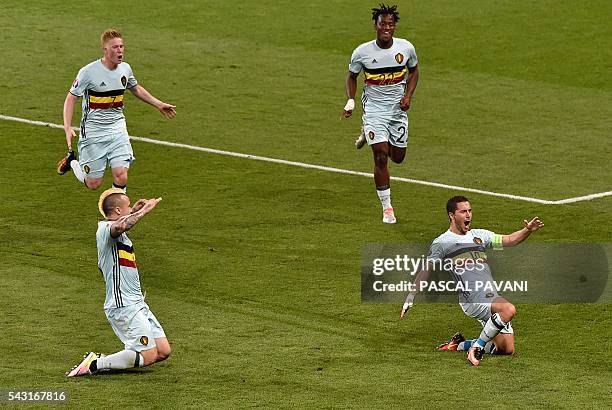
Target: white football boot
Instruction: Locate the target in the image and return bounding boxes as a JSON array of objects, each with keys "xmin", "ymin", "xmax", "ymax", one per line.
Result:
[
  {"xmin": 355, "ymin": 127, "xmax": 366, "ymax": 149},
  {"xmin": 66, "ymin": 352, "xmax": 99, "ymax": 377},
  {"xmin": 383, "ymin": 208, "xmax": 396, "ymax": 224}
]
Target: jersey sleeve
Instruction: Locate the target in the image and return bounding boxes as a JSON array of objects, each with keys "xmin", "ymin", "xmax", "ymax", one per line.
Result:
[
  {"xmin": 426, "ymin": 240, "xmax": 446, "ymax": 271},
  {"xmin": 475, "ymin": 229, "xmax": 503, "ymax": 250},
  {"xmin": 96, "ymin": 222, "xmax": 115, "ymax": 246},
  {"xmin": 126, "ymin": 64, "xmax": 138, "ymax": 89},
  {"xmin": 69, "ymin": 66, "xmax": 90, "ymax": 97},
  {"xmin": 348, "ymin": 47, "xmax": 363, "ymax": 74},
  {"xmin": 427, "ymin": 240, "xmax": 445, "ymax": 260},
  {"xmin": 406, "ymin": 42, "xmax": 418, "ymax": 69}
]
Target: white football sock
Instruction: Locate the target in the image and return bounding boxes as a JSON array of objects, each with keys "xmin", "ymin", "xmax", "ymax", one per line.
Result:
[
  {"xmin": 96, "ymin": 350, "xmax": 143, "ymax": 370},
  {"xmin": 70, "ymin": 160, "xmax": 85, "ymax": 183},
  {"xmin": 475, "ymin": 313, "xmax": 506, "ymax": 347},
  {"xmin": 376, "ymin": 187, "xmax": 392, "ymax": 209}
]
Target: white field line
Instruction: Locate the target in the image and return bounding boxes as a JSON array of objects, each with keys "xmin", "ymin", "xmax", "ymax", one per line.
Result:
[
  {"xmin": 553, "ymin": 191, "xmax": 612, "ymax": 204},
  {"xmin": 2, "ymin": 114, "xmax": 610, "ymax": 205}
]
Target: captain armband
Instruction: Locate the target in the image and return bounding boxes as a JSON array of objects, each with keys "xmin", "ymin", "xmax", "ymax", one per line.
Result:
[{"xmin": 492, "ymin": 234, "xmax": 504, "ymax": 250}]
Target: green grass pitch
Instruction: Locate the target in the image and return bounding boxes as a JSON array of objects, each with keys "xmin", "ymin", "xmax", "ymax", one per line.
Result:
[{"xmin": 0, "ymin": 0, "xmax": 610, "ymax": 408}]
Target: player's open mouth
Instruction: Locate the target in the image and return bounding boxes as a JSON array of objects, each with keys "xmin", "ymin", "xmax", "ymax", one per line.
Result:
[{"xmin": 464, "ymin": 220, "xmax": 471, "ymax": 227}]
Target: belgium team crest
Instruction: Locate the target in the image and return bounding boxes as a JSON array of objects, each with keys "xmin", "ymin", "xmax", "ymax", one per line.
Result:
[{"xmin": 395, "ymin": 53, "xmax": 404, "ymax": 64}]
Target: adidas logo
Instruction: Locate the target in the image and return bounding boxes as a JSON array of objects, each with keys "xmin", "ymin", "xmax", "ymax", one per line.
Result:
[
  {"xmin": 100, "ymin": 82, "xmax": 106, "ymax": 87},
  {"xmin": 372, "ymin": 59, "xmax": 378, "ymax": 63}
]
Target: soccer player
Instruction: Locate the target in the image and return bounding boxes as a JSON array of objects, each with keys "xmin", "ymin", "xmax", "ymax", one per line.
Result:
[
  {"xmin": 343, "ymin": 4, "xmax": 419, "ymax": 224},
  {"xmin": 57, "ymin": 28, "xmax": 176, "ymax": 191},
  {"xmin": 400, "ymin": 196, "xmax": 544, "ymax": 366},
  {"xmin": 66, "ymin": 188, "xmax": 170, "ymax": 376}
]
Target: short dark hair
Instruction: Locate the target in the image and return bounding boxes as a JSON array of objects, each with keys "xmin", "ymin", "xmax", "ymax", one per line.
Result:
[
  {"xmin": 372, "ymin": 3, "xmax": 400, "ymax": 23},
  {"xmin": 446, "ymin": 195, "xmax": 470, "ymax": 215},
  {"xmin": 103, "ymin": 193, "xmax": 125, "ymax": 216}
]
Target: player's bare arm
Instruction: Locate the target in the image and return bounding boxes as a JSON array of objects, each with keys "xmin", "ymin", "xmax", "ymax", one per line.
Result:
[
  {"xmin": 63, "ymin": 92, "xmax": 79, "ymax": 150},
  {"xmin": 111, "ymin": 198, "xmax": 162, "ymax": 238},
  {"xmin": 400, "ymin": 268, "xmax": 431, "ymax": 318},
  {"xmin": 129, "ymin": 85, "xmax": 176, "ymax": 119},
  {"xmin": 342, "ymin": 71, "xmax": 359, "ymax": 118},
  {"xmin": 502, "ymin": 217, "xmax": 544, "ymax": 247},
  {"xmin": 400, "ymin": 64, "xmax": 419, "ymax": 111}
]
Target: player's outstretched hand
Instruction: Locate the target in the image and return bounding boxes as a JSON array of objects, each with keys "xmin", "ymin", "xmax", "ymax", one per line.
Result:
[
  {"xmin": 524, "ymin": 217, "xmax": 544, "ymax": 232},
  {"xmin": 141, "ymin": 197, "xmax": 162, "ymax": 214},
  {"xmin": 158, "ymin": 103, "xmax": 176, "ymax": 119},
  {"xmin": 400, "ymin": 96, "xmax": 411, "ymax": 111},
  {"xmin": 400, "ymin": 301, "xmax": 413, "ymax": 319}
]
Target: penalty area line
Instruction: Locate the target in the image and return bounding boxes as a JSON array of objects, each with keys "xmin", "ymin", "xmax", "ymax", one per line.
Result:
[{"xmin": 1, "ymin": 113, "xmax": 610, "ymax": 205}]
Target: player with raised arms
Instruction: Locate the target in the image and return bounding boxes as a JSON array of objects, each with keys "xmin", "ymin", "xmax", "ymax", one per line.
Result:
[
  {"xmin": 66, "ymin": 188, "xmax": 170, "ymax": 376},
  {"xmin": 57, "ymin": 28, "xmax": 176, "ymax": 191},
  {"xmin": 400, "ymin": 196, "xmax": 544, "ymax": 366},
  {"xmin": 343, "ymin": 4, "xmax": 419, "ymax": 223}
]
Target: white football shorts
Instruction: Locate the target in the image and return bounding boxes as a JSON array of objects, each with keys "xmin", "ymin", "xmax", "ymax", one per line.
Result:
[
  {"xmin": 362, "ymin": 113, "xmax": 408, "ymax": 148},
  {"xmin": 77, "ymin": 129, "xmax": 134, "ymax": 178},
  {"xmin": 105, "ymin": 302, "xmax": 166, "ymax": 352}
]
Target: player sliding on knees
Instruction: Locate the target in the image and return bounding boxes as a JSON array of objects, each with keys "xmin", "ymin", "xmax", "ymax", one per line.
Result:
[
  {"xmin": 57, "ymin": 28, "xmax": 176, "ymax": 192},
  {"xmin": 343, "ymin": 4, "xmax": 419, "ymax": 224},
  {"xmin": 400, "ymin": 196, "xmax": 544, "ymax": 366},
  {"xmin": 67, "ymin": 189, "xmax": 170, "ymax": 376}
]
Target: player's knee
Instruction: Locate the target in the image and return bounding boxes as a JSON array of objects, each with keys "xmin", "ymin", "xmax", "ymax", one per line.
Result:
[
  {"xmin": 140, "ymin": 348, "xmax": 158, "ymax": 366},
  {"xmin": 85, "ymin": 178, "xmax": 103, "ymax": 190},
  {"xmin": 497, "ymin": 343, "xmax": 515, "ymax": 355},
  {"xmin": 374, "ymin": 152, "xmax": 388, "ymax": 168},
  {"xmin": 157, "ymin": 343, "xmax": 172, "ymax": 362},
  {"xmin": 390, "ymin": 153, "xmax": 405, "ymax": 164},
  {"xmin": 113, "ymin": 174, "xmax": 128, "ymax": 186},
  {"xmin": 157, "ymin": 346, "xmax": 171, "ymax": 362},
  {"xmin": 503, "ymin": 303, "xmax": 516, "ymax": 322},
  {"xmin": 495, "ymin": 301, "xmax": 516, "ymax": 323}
]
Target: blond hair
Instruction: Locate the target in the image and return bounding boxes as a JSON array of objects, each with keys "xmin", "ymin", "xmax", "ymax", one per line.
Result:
[
  {"xmin": 98, "ymin": 188, "xmax": 127, "ymax": 217},
  {"xmin": 100, "ymin": 28, "xmax": 122, "ymax": 46}
]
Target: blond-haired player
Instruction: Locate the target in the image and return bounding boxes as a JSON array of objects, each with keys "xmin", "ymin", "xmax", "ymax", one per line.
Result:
[
  {"xmin": 67, "ymin": 188, "xmax": 170, "ymax": 376},
  {"xmin": 57, "ymin": 29, "xmax": 176, "ymax": 191}
]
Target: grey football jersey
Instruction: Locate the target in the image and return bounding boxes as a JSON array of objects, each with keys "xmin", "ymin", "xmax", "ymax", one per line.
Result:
[
  {"xmin": 96, "ymin": 220, "xmax": 144, "ymax": 309},
  {"xmin": 348, "ymin": 38, "xmax": 418, "ymax": 116},
  {"xmin": 428, "ymin": 229, "xmax": 503, "ymax": 303},
  {"xmin": 70, "ymin": 59, "xmax": 137, "ymax": 143}
]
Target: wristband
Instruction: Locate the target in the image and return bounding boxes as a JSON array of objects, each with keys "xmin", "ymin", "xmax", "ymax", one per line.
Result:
[{"xmin": 344, "ymin": 99, "xmax": 355, "ymax": 111}]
